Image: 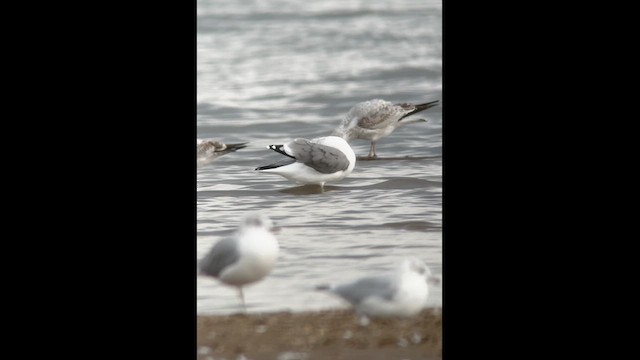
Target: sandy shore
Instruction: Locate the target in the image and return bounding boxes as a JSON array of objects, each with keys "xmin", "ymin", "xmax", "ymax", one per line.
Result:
[{"xmin": 197, "ymin": 308, "xmax": 442, "ymax": 360}]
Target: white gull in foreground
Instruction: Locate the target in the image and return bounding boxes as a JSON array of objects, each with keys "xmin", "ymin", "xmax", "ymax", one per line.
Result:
[
  {"xmin": 198, "ymin": 213, "xmax": 279, "ymax": 311},
  {"xmin": 332, "ymin": 99, "xmax": 439, "ymax": 158},
  {"xmin": 255, "ymin": 136, "xmax": 356, "ymax": 188},
  {"xmin": 197, "ymin": 139, "xmax": 247, "ymax": 167},
  {"xmin": 318, "ymin": 257, "xmax": 440, "ymax": 320}
]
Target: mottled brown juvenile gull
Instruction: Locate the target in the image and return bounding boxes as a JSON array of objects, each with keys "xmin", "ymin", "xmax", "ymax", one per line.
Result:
[
  {"xmin": 199, "ymin": 213, "xmax": 279, "ymax": 311},
  {"xmin": 331, "ymin": 99, "xmax": 439, "ymax": 158},
  {"xmin": 255, "ymin": 135, "xmax": 356, "ymax": 188},
  {"xmin": 197, "ymin": 139, "xmax": 247, "ymax": 167}
]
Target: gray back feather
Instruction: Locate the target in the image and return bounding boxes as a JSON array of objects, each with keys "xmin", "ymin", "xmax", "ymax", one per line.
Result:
[
  {"xmin": 333, "ymin": 276, "xmax": 398, "ymax": 305},
  {"xmin": 289, "ymin": 138, "xmax": 350, "ymax": 174},
  {"xmin": 199, "ymin": 237, "xmax": 241, "ymax": 278}
]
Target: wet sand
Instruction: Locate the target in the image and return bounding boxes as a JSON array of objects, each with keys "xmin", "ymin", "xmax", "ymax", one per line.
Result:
[{"xmin": 197, "ymin": 308, "xmax": 442, "ymax": 360}]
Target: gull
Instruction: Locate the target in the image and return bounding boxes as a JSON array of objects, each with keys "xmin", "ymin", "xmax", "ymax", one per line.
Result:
[
  {"xmin": 198, "ymin": 213, "xmax": 279, "ymax": 311},
  {"xmin": 255, "ymin": 135, "xmax": 356, "ymax": 188},
  {"xmin": 318, "ymin": 257, "xmax": 440, "ymax": 320},
  {"xmin": 197, "ymin": 139, "xmax": 247, "ymax": 167},
  {"xmin": 331, "ymin": 99, "xmax": 439, "ymax": 158}
]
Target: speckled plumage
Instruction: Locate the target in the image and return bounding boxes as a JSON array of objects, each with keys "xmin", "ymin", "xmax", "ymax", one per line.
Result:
[
  {"xmin": 197, "ymin": 139, "xmax": 247, "ymax": 167},
  {"xmin": 332, "ymin": 99, "xmax": 439, "ymax": 158}
]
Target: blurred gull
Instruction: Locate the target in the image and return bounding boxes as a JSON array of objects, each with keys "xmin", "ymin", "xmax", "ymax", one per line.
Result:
[
  {"xmin": 318, "ymin": 257, "xmax": 440, "ymax": 320},
  {"xmin": 198, "ymin": 213, "xmax": 279, "ymax": 311},
  {"xmin": 255, "ymin": 136, "xmax": 356, "ymax": 188},
  {"xmin": 197, "ymin": 139, "xmax": 247, "ymax": 167},
  {"xmin": 332, "ymin": 99, "xmax": 439, "ymax": 158}
]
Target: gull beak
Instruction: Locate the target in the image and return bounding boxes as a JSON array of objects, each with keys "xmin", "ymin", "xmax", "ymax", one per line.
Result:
[
  {"xmin": 426, "ymin": 275, "xmax": 441, "ymax": 286},
  {"xmin": 270, "ymin": 226, "xmax": 282, "ymax": 234}
]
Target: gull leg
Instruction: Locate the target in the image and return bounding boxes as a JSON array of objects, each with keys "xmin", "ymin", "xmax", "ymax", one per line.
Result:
[
  {"xmin": 367, "ymin": 141, "xmax": 377, "ymax": 159},
  {"xmin": 238, "ymin": 287, "xmax": 246, "ymax": 312}
]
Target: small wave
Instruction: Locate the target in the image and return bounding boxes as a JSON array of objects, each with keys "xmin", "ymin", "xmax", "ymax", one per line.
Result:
[
  {"xmin": 346, "ymin": 220, "xmax": 440, "ymax": 233},
  {"xmin": 356, "ymin": 155, "xmax": 441, "ymax": 161},
  {"xmin": 357, "ymin": 177, "xmax": 440, "ymax": 190},
  {"xmin": 278, "ymin": 184, "xmax": 350, "ymax": 195},
  {"xmin": 378, "ymin": 220, "xmax": 439, "ymax": 231},
  {"xmin": 364, "ymin": 66, "xmax": 442, "ymax": 82}
]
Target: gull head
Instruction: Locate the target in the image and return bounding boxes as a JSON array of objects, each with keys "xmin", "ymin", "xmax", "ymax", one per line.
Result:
[
  {"xmin": 241, "ymin": 212, "xmax": 279, "ymax": 233},
  {"xmin": 401, "ymin": 257, "xmax": 440, "ymax": 285},
  {"xmin": 402, "ymin": 257, "xmax": 430, "ymax": 276}
]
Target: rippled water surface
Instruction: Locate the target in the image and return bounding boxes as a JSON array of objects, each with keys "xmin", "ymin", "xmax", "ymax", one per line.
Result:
[{"xmin": 197, "ymin": 0, "xmax": 442, "ymax": 314}]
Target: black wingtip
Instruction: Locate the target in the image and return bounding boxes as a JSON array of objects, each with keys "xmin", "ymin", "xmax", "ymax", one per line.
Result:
[
  {"xmin": 268, "ymin": 144, "xmax": 296, "ymax": 159},
  {"xmin": 256, "ymin": 158, "xmax": 296, "ymax": 171},
  {"xmin": 226, "ymin": 142, "xmax": 248, "ymax": 151}
]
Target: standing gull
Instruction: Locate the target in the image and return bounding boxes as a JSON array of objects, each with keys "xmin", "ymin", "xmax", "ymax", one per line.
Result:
[
  {"xmin": 332, "ymin": 99, "xmax": 439, "ymax": 158},
  {"xmin": 197, "ymin": 139, "xmax": 247, "ymax": 167},
  {"xmin": 318, "ymin": 257, "xmax": 440, "ymax": 320},
  {"xmin": 198, "ymin": 213, "xmax": 279, "ymax": 311},
  {"xmin": 255, "ymin": 135, "xmax": 356, "ymax": 188}
]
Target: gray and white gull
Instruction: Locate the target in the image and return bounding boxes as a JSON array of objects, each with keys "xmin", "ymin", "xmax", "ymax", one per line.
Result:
[
  {"xmin": 198, "ymin": 213, "xmax": 279, "ymax": 311},
  {"xmin": 255, "ymin": 135, "xmax": 356, "ymax": 188},
  {"xmin": 318, "ymin": 257, "xmax": 440, "ymax": 319}
]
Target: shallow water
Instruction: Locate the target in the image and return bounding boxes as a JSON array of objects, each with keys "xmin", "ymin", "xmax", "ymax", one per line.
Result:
[{"xmin": 197, "ymin": 0, "xmax": 442, "ymax": 314}]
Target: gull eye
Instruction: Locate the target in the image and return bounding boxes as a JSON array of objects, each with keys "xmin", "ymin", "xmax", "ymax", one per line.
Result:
[{"xmin": 411, "ymin": 264, "xmax": 426, "ymax": 274}]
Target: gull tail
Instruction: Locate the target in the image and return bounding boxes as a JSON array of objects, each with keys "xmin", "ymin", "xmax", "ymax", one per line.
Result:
[{"xmin": 398, "ymin": 100, "xmax": 439, "ymax": 121}]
